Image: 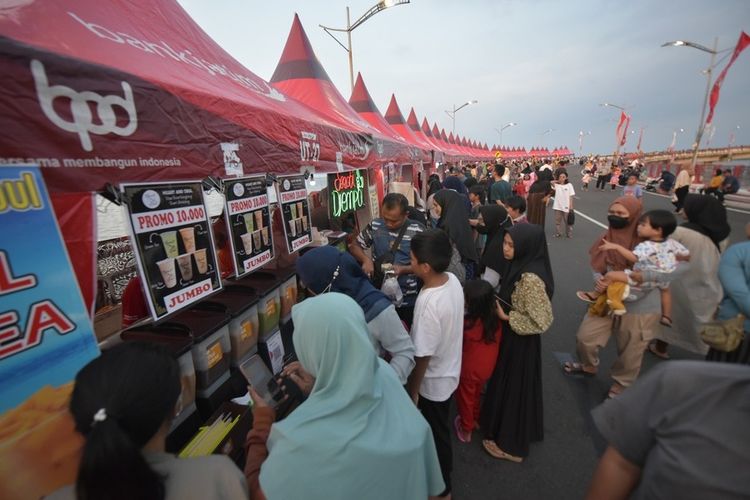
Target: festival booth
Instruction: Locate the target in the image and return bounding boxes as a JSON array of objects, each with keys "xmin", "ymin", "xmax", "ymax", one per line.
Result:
[{"xmin": 0, "ymin": 1, "xmax": 403, "ymax": 498}]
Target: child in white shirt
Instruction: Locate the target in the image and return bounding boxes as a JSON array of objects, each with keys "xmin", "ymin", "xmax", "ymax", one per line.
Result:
[{"xmin": 552, "ymin": 170, "xmax": 576, "ymax": 238}]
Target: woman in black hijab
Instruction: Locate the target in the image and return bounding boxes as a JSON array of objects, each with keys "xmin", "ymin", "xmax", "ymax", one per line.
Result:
[
  {"xmin": 480, "ymin": 224, "xmax": 554, "ymax": 463},
  {"xmin": 476, "ymin": 205, "xmax": 513, "ymax": 287},
  {"xmin": 682, "ymin": 193, "xmax": 731, "ymax": 248},
  {"xmin": 434, "ymin": 189, "xmax": 479, "ymax": 281},
  {"xmin": 526, "ymin": 169, "xmax": 554, "ymax": 226}
]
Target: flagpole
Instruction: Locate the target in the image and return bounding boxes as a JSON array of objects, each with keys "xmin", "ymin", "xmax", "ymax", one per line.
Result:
[{"xmin": 689, "ymin": 37, "xmax": 718, "ymax": 175}]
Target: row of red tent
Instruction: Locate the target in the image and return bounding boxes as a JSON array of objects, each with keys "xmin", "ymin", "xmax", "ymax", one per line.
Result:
[{"xmin": 490, "ymin": 146, "xmax": 574, "ymax": 159}]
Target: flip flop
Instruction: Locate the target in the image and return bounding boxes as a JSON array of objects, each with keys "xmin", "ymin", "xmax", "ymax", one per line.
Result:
[
  {"xmin": 607, "ymin": 383, "xmax": 625, "ymax": 399},
  {"xmin": 660, "ymin": 315, "xmax": 673, "ymax": 328},
  {"xmin": 482, "ymin": 440, "xmax": 523, "ymax": 463},
  {"xmin": 562, "ymin": 361, "xmax": 596, "ymax": 377},
  {"xmin": 576, "ymin": 291, "xmax": 598, "ymax": 303},
  {"xmin": 453, "ymin": 416, "xmax": 471, "ymax": 443},
  {"xmin": 648, "ymin": 343, "xmax": 670, "ymax": 360}
]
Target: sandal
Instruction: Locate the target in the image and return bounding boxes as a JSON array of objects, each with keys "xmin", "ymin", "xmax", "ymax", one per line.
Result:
[
  {"xmin": 576, "ymin": 291, "xmax": 598, "ymax": 303},
  {"xmin": 482, "ymin": 440, "xmax": 523, "ymax": 463},
  {"xmin": 660, "ymin": 315, "xmax": 673, "ymax": 327},
  {"xmin": 648, "ymin": 343, "xmax": 670, "ymax": 360},
  {"xmin": 607, "ymin": 383, "xmax": 625, "ymax": 399},
  {"xmin": 562, "ymin": 361, "xmax": 596, "ymax": 377},
  {"xmin": 453, "ymin": 416, "xmax": 471, "ymax": 443}
]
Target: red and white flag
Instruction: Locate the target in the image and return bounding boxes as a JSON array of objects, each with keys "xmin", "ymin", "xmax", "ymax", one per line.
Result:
[
  {"xmin": 706, "ymin": 31, "xmax": 750, "ymax": 125},
  {"xmin": 615, "ymin": 111, "xmax": 630, "ymax": 146}
]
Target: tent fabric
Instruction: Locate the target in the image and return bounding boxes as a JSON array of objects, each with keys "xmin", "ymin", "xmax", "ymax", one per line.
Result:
[
  {"xmin": 407, "ymin": 108, "xmax": 445, "ymax": 158},
  {"xmin": 383, "ymin": 94, "xmax": 431, "ymax": 161}
]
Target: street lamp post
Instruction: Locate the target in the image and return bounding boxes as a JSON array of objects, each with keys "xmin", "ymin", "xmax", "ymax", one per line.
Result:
[
  {"xmin": 599, "ymin": 102, "xmax": 629, "ymax": 162},
  {"xmin": 320, "ymin": 0, "xmax": 410, "ymax": 93},
  {"xmin": 662, "ymin": 38, "xmax": 719, "ymax": 173},
  {"xmin": 445, "ymin": 100, "xmax": 478, "ymax": 134},
  {"xmin": 494, "ymin": 122, "xmax": 517, "ymax": 146},
  {"xmin": 578, "ymin": 130, "xmax": 591, "ymax": 153}
]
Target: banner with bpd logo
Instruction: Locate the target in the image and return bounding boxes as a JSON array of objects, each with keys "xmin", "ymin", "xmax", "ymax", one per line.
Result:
[
  {"xmin": 276, "ymin": 175, "xmax": 311, "ymax": 254},
  {"xmin": 224, "ymin": 176, "xmax": 274, "ymax": 277},
  {"xmin": 121, "ymin": 181, "xmax": 222, "ymax": 320},
  {"xmin": 0, "ymin": 165, "xmax": 100, "ymax": 499}
]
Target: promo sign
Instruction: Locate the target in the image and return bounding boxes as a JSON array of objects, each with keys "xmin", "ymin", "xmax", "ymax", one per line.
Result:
[
  {"xmin": 0, "ymin": 166, "xmax": 100, "ymax": 499},
  {"xmin": 224, "ymin": 176, "xmax": 274, "ymax": 277},
  {"xmin": 276, "ymin": 175, "xmax": 311, "ymax": 253},
  {"xmin": 328, "ymin": 169, "xmax": 366, "ymax": 218},
  {"xmin": 121, "ymin": 181, "xmax": 222, "ymax": 320}
]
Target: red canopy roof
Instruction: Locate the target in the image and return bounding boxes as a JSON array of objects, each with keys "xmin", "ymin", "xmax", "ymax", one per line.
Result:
[
  {"xmin": 383, "ymin": 94, "xmax": 431, "ymax": 159},
  {"xmin": 407, "ymin": 108, "xmax": 444, "ymax": 157}
]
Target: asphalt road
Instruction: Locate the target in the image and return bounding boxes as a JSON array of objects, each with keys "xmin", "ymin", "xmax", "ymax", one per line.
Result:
[{"xmin": 451, "ymin": 180, "xmax": 748, "ymax": 500}]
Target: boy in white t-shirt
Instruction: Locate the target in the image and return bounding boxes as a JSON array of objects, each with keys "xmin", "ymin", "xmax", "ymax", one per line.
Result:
[
  {"xmin": 407, "ymin": 229, "xmax": 464, "ymax": 499},
  {"xmin": 552, "ymin": 169, "xmax": 576, "ymax": 238}
]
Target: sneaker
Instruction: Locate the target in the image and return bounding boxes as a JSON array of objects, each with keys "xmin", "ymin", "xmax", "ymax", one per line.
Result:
[{"xmin": 454, "ymin": 415, "xmax": 472, "ymax": 443}]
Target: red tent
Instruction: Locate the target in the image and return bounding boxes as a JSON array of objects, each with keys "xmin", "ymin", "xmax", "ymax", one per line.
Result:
[
  {"xmin": 432, "ymin": 123, "xmax": 453, "ymax": 158},
  {"xmin": 383, "ymin": 95, "xmax": 431, "ymax": 160},
  {"xmin": 0, "ymin": 0, "xmax": 375, "ymax": 308},
  {"xmin": 407, "ymin": 108, "xmax": 445, "ymax": 160}
]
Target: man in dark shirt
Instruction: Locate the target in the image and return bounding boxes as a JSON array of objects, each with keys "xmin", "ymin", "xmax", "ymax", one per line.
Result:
[
  {"xmin": 489, "ymin": 164, "xmax": 511, "ymax": 205},
  {"xmin": 718, "ymin": 168, "xmax": 740, "ymax": 203}
]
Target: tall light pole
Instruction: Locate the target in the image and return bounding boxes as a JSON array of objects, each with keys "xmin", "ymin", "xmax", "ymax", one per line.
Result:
[
  {"xmin": 662, "ymin": 38, "xmax": 719, "ymax": 173},
  {"xmin": 494, "ymin": 122, "xmax": 517, "ymax": 146},
  {"xmin": 445, "ymin": 100, "xmax": 478, "ymax": 134},
  {"xmin": 578, "ymin": 130, "xmax": 591, "ymax": 153},
  {"xmin": 320, "ymin": 0, "xmax": 411, "ymax": 93}
]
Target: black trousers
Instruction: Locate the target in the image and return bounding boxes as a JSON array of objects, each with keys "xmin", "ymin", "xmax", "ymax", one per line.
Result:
[
  {"xmin": 396, "ymin": 305, "xmax": 415, "ymax": 329},
  {"xmin": 418, "ymin": 395, "xmax": 452, "ymax": 496},
  {"xmin": 596, "ymin": 174, "xmax": 610, "ymax": 190}
]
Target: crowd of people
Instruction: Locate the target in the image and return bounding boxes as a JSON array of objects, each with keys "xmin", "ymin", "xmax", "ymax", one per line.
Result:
[{"xmin": 52, "ymin": 159, "xmax": 749, "ymax": 500}]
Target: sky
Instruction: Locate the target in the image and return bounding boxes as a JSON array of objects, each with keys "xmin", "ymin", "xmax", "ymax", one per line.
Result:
[{"xmin": 176, "ymin": 0, "xmax": 749, "ymax": 155}]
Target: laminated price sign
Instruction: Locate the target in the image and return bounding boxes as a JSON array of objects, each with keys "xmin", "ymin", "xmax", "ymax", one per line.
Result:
[
  {"xmin": 0, "ymin": 166, "xmax": 99, "ymax": 499},
  {"xmin": 121, "ymin": 181, "xmax": 222, "ymax": 320},
  {"xmin": 276, "ymin": 175, "xmax": 311, "ymax": 254},
  {"xmin": 223, "ymin": 175, "xmax": 274, "ymax": 277}
]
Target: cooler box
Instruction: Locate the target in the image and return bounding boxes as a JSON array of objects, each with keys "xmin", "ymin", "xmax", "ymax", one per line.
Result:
[
  {"xmin": 193, "ymin": 285, "xmax": 260, "ymax": 367},
  {"xmin": 119, "ymin": 326, "xmax": 197, "ymax": 429}
]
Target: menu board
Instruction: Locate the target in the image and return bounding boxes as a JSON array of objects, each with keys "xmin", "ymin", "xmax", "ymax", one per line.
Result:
[
  {"xmin": 0, "ymin": 165, "xmax": 100, "ymax": 499},
  {"xmin": 223, "ymin": 176, "xmax": 274, "ymax": 277},
  {"xmin": 121, "ymin": 181, "xmax": 222, "ymax": 320},
  {"xmin": 328, "ymin": 169, "xmax": 367, "ymax": 218},
  {"xmin": 276, "ymin": 175, "xmax": 311, "ymax": 254}
]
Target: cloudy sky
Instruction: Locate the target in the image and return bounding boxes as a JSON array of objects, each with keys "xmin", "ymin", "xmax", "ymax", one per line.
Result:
[{"xmin": 177, "ymin": 0, "xmax": 749, "ymax": 154}]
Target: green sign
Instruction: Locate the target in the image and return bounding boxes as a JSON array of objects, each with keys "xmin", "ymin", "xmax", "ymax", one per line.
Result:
[{"xmin": 328, "ymin": 169, "xmax": 366, "ymax": 218}]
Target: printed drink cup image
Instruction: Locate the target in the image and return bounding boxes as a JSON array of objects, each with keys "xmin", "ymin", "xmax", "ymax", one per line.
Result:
[
  {"xmin": 176, "ymin": 254, "xmax": 193, "ymax": 281},
  {"xmin": 296, "ymin": 202, "xmax": 304, "ymax": 219},
  {"xmin": 289, "ymin": 203, "xmax": 297, "ymax": 219},
  {"xmin": 240, "ymin": 232, "xmax": 253, "ymax": 255},
  {"xmin": 301, "ymin": 216, "xmax": 309, "ymax": 232},
  {"xmin": 179, "ymin": 227, "xmax": 196, "ymax": 253},
  {"xmin": 157, "ymin": 258, "xmax": 178, "ymax": 288},
  {"xmin": 161, "ymin": 230, "xmax": 179, "ymax": 258},
  {"xmin": 252, "ymin": 230, "xmax": 262, "ymax": 250},
  {"xmin": 242, "ymin": 213, "xmax": 254, "ymax": 234},
  {"xmin": 194, "ymin": 248, "xmax": 208, "ymax": 274},
  {"xmin": 295, "ymin": 218, "xmax": 302, "ymax": 234},
  {"xmin": 254, "ymin": 210, "xmax": 263, "ymax": 230},
  {"xmin": 261, "ymin": 227, "xmax": 269, "ymax": 246},
  {"xmin": 288, "ymin": 219, "xmax": 297, "ymax": 237}
]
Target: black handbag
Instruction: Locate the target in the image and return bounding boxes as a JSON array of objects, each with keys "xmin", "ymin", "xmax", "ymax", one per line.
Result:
[
  {"xmin": 567, "ymin": 211, "xmax": 575, "ymax": 225},
  {"xmin": 372, "ymin": 221, "xmax": 409, "ymax": 289}
]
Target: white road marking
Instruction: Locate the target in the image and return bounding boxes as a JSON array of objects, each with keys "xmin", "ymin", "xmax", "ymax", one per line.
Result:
[{"xmin": 573, "ymin": 209, "xmax": 608, "ymax": 229}]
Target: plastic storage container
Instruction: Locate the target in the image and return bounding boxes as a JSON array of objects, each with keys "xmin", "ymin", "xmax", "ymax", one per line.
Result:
[
  {"xmin": 235, "ymin": 271, "xmax": 281, "ymax": 337},
  {"xmin": 119, "ymin": 326, "xmax": 197, "ymax": 425},
  {"xmin": 279, "ymin": 273, "xmax": 298, "ymax": 324},
  {"xmin": 167, "ymin": 304, "xmax": 232, "ymax": 397},
  {"xmin": 194, "ymin": 285, "xmax": 259, "ymax": 366}
]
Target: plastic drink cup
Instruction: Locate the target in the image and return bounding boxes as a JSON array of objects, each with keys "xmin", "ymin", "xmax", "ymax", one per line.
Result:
[
  {"xmin": 289, "ymin": 204, "xmax": 297, "ymax": 219},
  {"xmin": 295, "ymin": 218, "xmax": 302, "ymax": 234},
  {"xmin": 301, "ymin": 216, "xmax": 308, "ymax": 232},
  {"xmin": 288, "ymin": 219, "xmax": 296, "ymax": 237},
  {"xmin": 176, "ymin": 254, "xmax": 193, "ymax": 281},
  {"xmin": 261, "ymin": 227, "xmax": 269, "ymax": 246},
  {"xmin": 161, "ymin": 230, "xmax": 179, "ymax": 258},
  {"xmin": 296, "ymin": 202, "xmax": 304, "ymax": 219},
  {"xmin": 240, "ymin": 233, "xmax": 253, "ymax": 255},
  {"xmin": 254, "ymin": 210, "xmax": 263, "ymax": 230},
  {"xmin": 242, "ymin": 213, "xmax": 254, "ymax": 234},
  {"xmin": 252, "ymin": 230, "xmax": 262, "ymax": 249},
  {"xmin": 179, "ymin": 227, "xmax": 196, "ymax": 253},
  {"xmin": 194, "ymin": 248, "xmax": 208, "ymax": 274},
  {"xmin": 157, "ymin": 258, "xmax": 177, "ymax": 288}
]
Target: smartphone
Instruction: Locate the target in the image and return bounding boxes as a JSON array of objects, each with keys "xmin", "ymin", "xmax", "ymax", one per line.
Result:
[
  {"xmin": 494, "ymin": 294, "xmax": 513, "ymax": 309},
  {"xmin": 239, "ymin": 354, "xmax": 277, "ymax": 406}
]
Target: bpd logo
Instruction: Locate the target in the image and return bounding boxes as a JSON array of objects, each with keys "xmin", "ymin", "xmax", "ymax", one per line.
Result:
[{"xmin": 31, "ymin": 59, "xmax": 137, "ymax": 152}]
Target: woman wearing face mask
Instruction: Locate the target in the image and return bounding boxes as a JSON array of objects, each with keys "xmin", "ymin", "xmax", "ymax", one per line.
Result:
[
  {"xmin": 295, "ymin": 246, "xmax": 416, "ymax": 385},
  {"xmin": 563, "ymin": 197, "xmax": 686, "ymax": 398}
]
